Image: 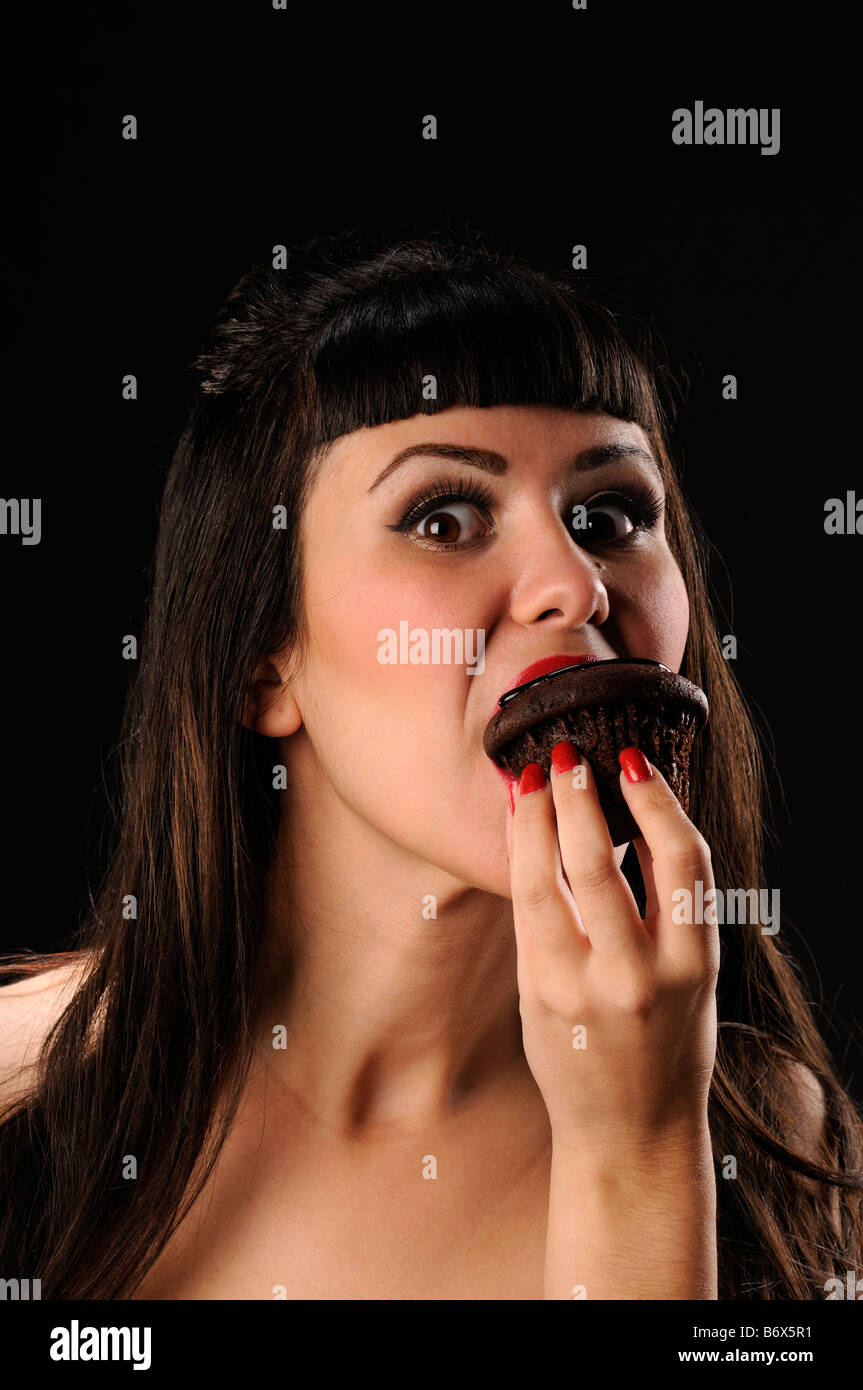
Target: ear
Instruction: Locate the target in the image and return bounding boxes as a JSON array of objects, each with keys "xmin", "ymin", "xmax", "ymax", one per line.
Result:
[{"xmin": 240, "ymin": 653, "xmax": 303, "ymax": 738}]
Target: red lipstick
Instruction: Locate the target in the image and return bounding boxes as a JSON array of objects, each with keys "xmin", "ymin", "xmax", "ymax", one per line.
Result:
[
  {"xmin": 489, "ymin": 654, "xmax": 603, "ymax": 785},
  {"xmin": 513, "ymin": 654, "xmax": 599, "ymax": 688}
]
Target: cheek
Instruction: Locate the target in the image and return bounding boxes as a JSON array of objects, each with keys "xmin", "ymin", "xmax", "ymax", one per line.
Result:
[
  {"xmin": 299, "ymin": 549, "xmax": 481, "ymax": 756},
  {"xmin": 617, "ymin": 554, "xmax": 690, "ymax": 669},
  {"xmin": 296, "ymin": 552, "xmax": 489, "ymax": 862},
  {"xmin": 655, "ymin": 561, "xmax": 690, "ymax": 666}
]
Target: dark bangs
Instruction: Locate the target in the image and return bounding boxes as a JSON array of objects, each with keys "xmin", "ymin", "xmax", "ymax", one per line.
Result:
[{"xmin": 299, "ymin": 239, "xmax": 669, "ymax": 454}]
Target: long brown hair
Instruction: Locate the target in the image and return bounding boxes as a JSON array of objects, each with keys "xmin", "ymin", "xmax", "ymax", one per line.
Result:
[{"xmin": 2, "ymin": 229, "xmax": 861, "ymax": 1298}]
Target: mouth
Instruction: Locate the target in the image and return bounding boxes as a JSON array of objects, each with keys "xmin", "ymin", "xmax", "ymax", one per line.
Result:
[
  {"xmin": 497, "ymin": 653, "xmax": 603, "ymax": 709},
  {"xmin": 487, "ymin": 655, "xmax": 670, "ymax": 784},
  {"xmin": 482, "ymin": 656, "xmax": 708, "ymax": 843},
  {"xmin": 488, "ymin": 655, "xmax": 602, "ymax": 783}
]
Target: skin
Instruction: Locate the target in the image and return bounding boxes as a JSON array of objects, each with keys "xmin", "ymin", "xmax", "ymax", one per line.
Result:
[{"xmin": 231, "ymin": 403, "xmax": 718, "ymax": 1298}]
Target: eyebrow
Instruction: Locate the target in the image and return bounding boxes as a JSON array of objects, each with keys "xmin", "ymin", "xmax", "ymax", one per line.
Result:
[{"xmin": 366, "ymin": 441, "xmax": 662, "ymax": 493}]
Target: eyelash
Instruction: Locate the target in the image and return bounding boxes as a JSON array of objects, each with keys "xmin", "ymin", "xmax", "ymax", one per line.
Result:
[{"xmin": 388, "ymin": 475, "xmax": 665, "ymax": 549}]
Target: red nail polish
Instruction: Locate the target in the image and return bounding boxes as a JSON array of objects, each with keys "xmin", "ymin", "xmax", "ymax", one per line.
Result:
[
  {"xmin": 551, "ymin": 740, "xmax": 581, "ymax": 774},
  {"xmin": 619, "ymin": 746, "xmax": 653, "ymax": 783},
  {"xmin": 520, "ymin": 763, "xmax": 547, "ymax": 795},
  {"xmin": 507, "ymin": 782, "xmax": 516, "ymax": 815}
]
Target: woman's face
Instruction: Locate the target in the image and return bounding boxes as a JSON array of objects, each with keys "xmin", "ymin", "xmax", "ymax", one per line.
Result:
[{"xmin": 272, "ymin": 405, "xmax": 690, "ymax": 896}]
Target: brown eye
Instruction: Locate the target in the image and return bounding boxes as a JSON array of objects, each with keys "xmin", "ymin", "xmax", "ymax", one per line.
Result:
[
  {"xmin": 581, "ymin": 499, "xmax": 636, "ymax": 544},
  {"xmin": 415, "ymin": 502, "xmax": 487, "ymax": 545},
  {"xmin": 390, "ymin": 476, "xmax": 497, "ymax": 549}
]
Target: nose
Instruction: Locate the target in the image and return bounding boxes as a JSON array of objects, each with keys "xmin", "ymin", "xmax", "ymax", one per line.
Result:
[{"xmin": 506, "ymin": 509, "xmax": 610, "ymax": 628}]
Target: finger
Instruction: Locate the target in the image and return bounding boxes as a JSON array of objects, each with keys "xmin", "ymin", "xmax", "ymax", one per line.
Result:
[
  {"xmin": 632, "ymin": 835, "xmax": 660, "ymax": 922},
  {"xmin": 617, "ymin": 748, "xmax": 719, "ymax": 978},
  {"xmin": 548, "ymin": 741, "xmax": 648, "ymax": 958},
  {"xmin": 510, "ymin": 762, "xmax": 589, "ymax": 961}
]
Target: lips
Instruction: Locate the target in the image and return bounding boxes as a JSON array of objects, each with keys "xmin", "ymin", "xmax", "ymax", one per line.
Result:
[
  {"xmin": 498, "ymin": 654, "xmax": 601, "ymax": 710},
  {"xmin": 482, "ymin": 658, "xmax": 708, "ymax": 838},
  {"xmin": 513, "ymin": 653, "xmax": 600, "ymax": 690}
]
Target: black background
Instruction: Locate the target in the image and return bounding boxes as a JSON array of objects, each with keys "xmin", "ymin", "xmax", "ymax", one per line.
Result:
[{"xmin": 4, "ymin": 3, "xmax": 861, "ymax": 1100}]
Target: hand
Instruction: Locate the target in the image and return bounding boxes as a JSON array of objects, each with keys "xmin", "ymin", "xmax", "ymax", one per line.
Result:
[{"xmin": 506, "ymin": 742, "xmax": 719, "ymax": 1152}]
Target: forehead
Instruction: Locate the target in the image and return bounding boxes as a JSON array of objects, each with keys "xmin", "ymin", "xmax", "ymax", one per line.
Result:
[{"xmin": 314, "ymin": 405, "xmax": 653, "ymax": 485}]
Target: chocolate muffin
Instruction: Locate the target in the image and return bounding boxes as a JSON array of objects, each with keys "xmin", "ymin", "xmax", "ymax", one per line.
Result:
[{"xmin": 483, "ymin": 658, "xmax": 708, "ymax": 845}]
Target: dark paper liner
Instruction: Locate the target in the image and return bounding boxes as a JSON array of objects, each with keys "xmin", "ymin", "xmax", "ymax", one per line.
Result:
[{"xmin": 492, "ymin": 699, "xmax": 703, "ymax": 847}]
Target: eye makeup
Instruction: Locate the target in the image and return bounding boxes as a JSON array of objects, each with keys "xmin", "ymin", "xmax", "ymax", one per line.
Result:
[{"xmin": 386, "ymin": 472, "xmax": 665, "ymax": 551}]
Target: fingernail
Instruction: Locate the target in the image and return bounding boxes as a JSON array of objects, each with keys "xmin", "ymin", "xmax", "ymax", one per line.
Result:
[
  {"xmin": 619, "ymin": 746, "xmax": 653, "ymax": 783},
  {"xmin": 520, "ymin": 763, "xmax": 547, "ymax": 795},
  {"xmin": 507, "ymin": 782, "xmax": 516, "ymax": 815},
  {"xmin": 551, "ymin": 740, "xmax": 581, "ymax": 774}
]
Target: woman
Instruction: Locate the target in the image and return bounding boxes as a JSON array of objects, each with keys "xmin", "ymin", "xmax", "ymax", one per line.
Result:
[{"xmin": 1, "ymin": 229, "xmax": 861, "ymax": 1299}]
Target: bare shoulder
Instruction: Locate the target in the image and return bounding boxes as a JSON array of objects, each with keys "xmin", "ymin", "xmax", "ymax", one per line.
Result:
[
  {"xmin": 0, "ymin": 957, "xmax": 91, "ymax": 1106},
  {"xmin": 775, "ymin": 1051, "xmax": 827, "ymax": 1163},
  {"xmin": 775, "ymin": 1051, "xmax": 847, "ymax": 1244}
]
